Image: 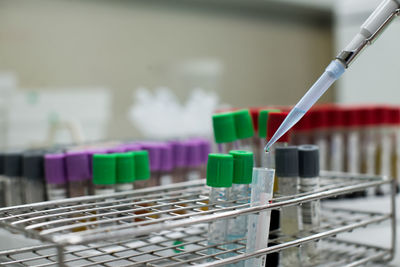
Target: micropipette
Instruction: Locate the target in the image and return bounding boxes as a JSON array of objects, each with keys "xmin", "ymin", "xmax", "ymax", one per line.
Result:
[{"xmin": 265, "ymin": 0, "xmax": 400, "ymax": 151}]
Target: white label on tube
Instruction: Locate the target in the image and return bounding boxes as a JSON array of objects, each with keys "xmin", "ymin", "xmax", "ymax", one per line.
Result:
[
  {"xmin": 347, "ymin": 131, "xmax": 360, "ymax": 173},
  {"xmin": 381, "ymin": 132, "xmax": 392, "ymax": 179},
  {"xmin": 48, "ymin": 188, "xmax": 67, "ymax": 201},
  {"xmin": 331, "ymin": 132, "xmax": 344, "ymax": 172},
  {"xmin": 95, "ymin": 188, "xmax": 115, "ymax": 195},
  {"xmin": 160, "ymin": 174, "xmax": 172, "ymax": 185},
  {"xmin": 116, "ymin": 183, "xmax": 134, "ymax": 192}
]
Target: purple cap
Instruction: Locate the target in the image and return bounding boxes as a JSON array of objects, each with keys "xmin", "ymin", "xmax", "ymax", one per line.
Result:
[
  {"xmin": 170, "ymin": 141, "xmax": 187, "ymax": 168},
  {"xmin": 198, "ymin": 139, "xmax": 211, "ymax": 163},
  {"xmin": 87, "ymin": 148, "xmax": 108, "ymax": 176},
  {"xmin": 107, "ymin": 146, "xmax": 126, "ymax": 154},
  {"xmin": 44, "ymin": 153, "xmax": 66, "ymax": 185},
  {"xmin": 65, "ymin": 151, "xmax": 90, "ymax": 181},
  {"xmin": 122, "ymin": 143, "xmax": 142, "ymax": 152},
  {"xmin": 159, "ymin": 144, "xmax": 174, "ymax": 172},
  {"xmin": 141, "ymin": 143, "xmax": 162, "ymax": 171},
  {"xmin": 186, "ymin": 141, "xmax": 203, "ymax": 167}
]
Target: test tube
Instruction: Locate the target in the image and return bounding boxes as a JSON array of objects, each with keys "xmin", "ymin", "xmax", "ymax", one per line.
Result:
[
  {"xmin": 265, "ymin": 112, "xmax": 291, "ymax": 168},
  {"xmin": 198, "ymin": 138, "xmax": 211, "ymax": 178},
  {"xmin": 170, "ymin": 140, "xmax": 187, "ymax": 183},
  {"xmin": 44, "ymin": 153, "xmax": 68, "ymax": 201},
  {"xmin": 141, "ymin": 143, "xmax": 162, "ymax": 187},
  {"xmin": 87, "ymin": 148, "xmax": 108, "ymax": 195},
  {"xmin": 275, "ymin": 146, "xmax": 301, "ymax": 267},
  {"xmin": 359, "ymin": 106, "xmax": 378, "ymax": 177},
  {"xmin": 245, "ymin": 167, "xmax": 275, "ymax": 267},
  {"xmin": 233, "ymin": 109, "xmax": 255, "ymax": 152},
  {"xmin": 326, "ymin": 106, "xmax": 345, "ymax": 172},
  {"xmin": 375, "ymin": 106, "xmax": 392, "ymax": 195},
  {"xmin": 0, "ymin": 153, "xmax": 6, "ymax": 207},
  {"xmin": 250, "ymin": 107, "xmax": 262, "ymax": 167},
  {"xmin": 158, "ymin": 144, "xmax": 174, "ymax": 186},
  {"xmin": 132, "ymin": 150, "xmax": 151, "ymax": 189},
  {"xmin": 343, "ymin": 107, "xmax": 362, "ymax": 174},
  {"xmin": 115, "ymin": 153, "xmax": 135, "ymax": 192},
  {"xmin": 3, "ymin": 152, "xmax": 24, "ymax": 206},
  {"xmin": 291, "ymin": 112, "xmax": 312, "ymax": 145},
  {"xmin": 206, "ymin": 153, "xmax": 233, "ymax": 259},
  {"xmin": 309, "ymin": 108, "xmax": 329, "ymax": 171},
  {"xmin": 227, "ymin": 150, "xmax": 253, "ymax": 266},
  {"xmin": 389, "ymin": 106, "xmax": 400, "ymax": 193},
  {"xmin": 212, "ymin": 112, "xmax": 237, "ymax": 153},
  {"xmin": 92, "ymin": 154, "xmax": 116, "ymax": 195},
  {"xmin": 22, "ymin": 151, "xmax": 46, "ymax": 203},
  {"xmin": 65, "ymin": 151, "xmax": 91, "ymax": 198},
  {"xmin": 258, "ymin": 109, "xmax": 280, "ymax": 167},
  {"xmin": 298, "ymin": 145, "xmax": 320, "ymax": 265},
  {"xmin": 185, "ymin": 140, "xmax": 203, "ymax": 181}
]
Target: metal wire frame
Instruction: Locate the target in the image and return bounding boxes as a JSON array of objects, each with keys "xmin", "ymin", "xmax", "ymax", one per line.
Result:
[
  {"xmin": 0, "ymin": 171, "xmax": 396, "ymax": 266},
  {"xmin": 0, "ymin": 207, "xmax": 393, "ymax": 267}
]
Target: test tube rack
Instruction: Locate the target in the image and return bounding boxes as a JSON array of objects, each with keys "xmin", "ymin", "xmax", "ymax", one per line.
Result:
[{"xmin": 0, "ymin": 171, "xmax": 396, "ymax": 267}]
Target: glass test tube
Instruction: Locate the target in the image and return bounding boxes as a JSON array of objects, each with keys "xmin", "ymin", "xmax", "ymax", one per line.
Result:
[
  {"xmin": 170, "ymin": 141, "xmax": 188, "ymax": 183},
  {"xmin": 245, "ymin": 167, "xmax": 275, "ymax": 267},
  {"xmin": 309, "ymin": 108, "xmax": 329, "ymax": 171},
  {"xmin": 3, "ymin": 152, "xmax": 24, "ymax": 206},
  {"xmin": 298, "ymin": 145, "xmax": 320, "ymax": 265},
  {"xmin": 258, "ymin": 109, "xmax": 280, "ymax": 168},
  {"xmin": 198, "ymin": 138, "xmax": 211, "ymax": 178},
  {"xmin": 0, "ymin": 153, "xmax": 6, "ymax": 207},
  {"xmin": 275, "ymin": 146, "xmax": 301, "ymax": 267},
  {"xmin": 158, "ymin": 144, "xmax": 174, "ymax": 186},
  {"xmin": 326, "ymin": 106, "xmax": 345, "ymax": 172},
  {"xmin": 140, "ymin": 143, "xmax": 162, "ymax": 188},
  {"xmin": 115, "ymin": 153, "xmax": 135, "ymax": 192},
  {"xmin": 226, "ymin": 151, "xmax": 253, "ymax": 267},
  {"xmin": 22, "ymin": 151, "xmax": 46, "ymax": 203},
  {"xmin": 206, "ymin": 154, "xmax": 233, "ymax": 260},
  {"xmin": 45, "ymin": 153, "xmax": 68, "ymax": 201},
  {"xmin": 185, "ymin": 140, "xmax": 203, "ymax": 181},
  {"xmin": 233, "ymin": 109, "xmax": 255, "ymax": 152},
  {"xmin": 65, "ymin": 150, "xmax": 91, "ymax": 198},
  {"xmin": 87, "ymin": 148, "xmax": 108, "ymax": 195}
]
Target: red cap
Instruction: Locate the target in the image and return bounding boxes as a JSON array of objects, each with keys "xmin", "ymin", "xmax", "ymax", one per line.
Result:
[
  {"xmin": 249, "ymin": 107, "xmax": 261, "ymax": 132},
  {"xmin": 359, "ymin": 106, "xmax": 379, "ymax": 126},
  {"xmin": 326, "ymin": 105, "xmax": 344, "ymax": 128},
  {"xmin": 267, "ymin": 112, "xmax": 290, "ymax": 143},
  {"xmin": 342, "ymin": 107, "xmax": 362, "ymax": 127},
  {"xmin": 308, "ymin": 108, "xmax": 329, "ymax": 129},
  {"xmin": 389, "ymin": 106, "xmax": 400, "ymax": 125},
  {"xmin": 374, "ymin": 106, "xmax": 391, "ymax": 125},
  {"xmin": 293, "ymin": 112, "xmax": 312, "ymax": 131}
]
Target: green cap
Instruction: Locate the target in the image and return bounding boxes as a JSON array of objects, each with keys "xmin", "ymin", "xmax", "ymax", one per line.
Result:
[
  {"xmin": 206, "ymin": 153, "xmax": 233, "ymax": 188},
  {"xmin": 115, "ymin": 153, "xmax": 135, "ymax": 183},
  {"xmin": 233, "ymin": 109, "xmax": 254, "ymax": 139},
  {"xmin": 229, "ymin": 150, "xmax": 253, "ymax": 184},
  {"xmin": 212, "ymin": 113, "xmax": 237, "ymax": 144},
  {"xmin": 132, "ymin": 150, "xmax": 150, "ymax": 181},
  {"xmin": 93, "ymin": 154, "xmax": 116, "ymax": 185},
  {"xmin": 258, "ymin": 109, "xmax": 281, "ymax": 138}
]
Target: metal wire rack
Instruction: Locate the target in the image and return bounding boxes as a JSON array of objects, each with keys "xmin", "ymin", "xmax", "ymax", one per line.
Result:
[{"xmin": 0, "ymin": 171, "xmax": 396, "ymax": 266}]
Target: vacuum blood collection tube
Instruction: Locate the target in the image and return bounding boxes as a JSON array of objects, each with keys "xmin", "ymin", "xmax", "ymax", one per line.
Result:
[
  {"xmin": 65, "ymin": 151, "xmax": 91, "ymax": 198},
  {"xmin": 212, "ymin": 112, "xmax": 237, "ymax": 153},
  {"xmin": 141, "ymin": 143, "xmax": 162, "ymax": 187},
  {"xmin": 4, "ymin": 152, "xmax": 24, "ymax": 206},
  {"xmin": 0, "ymin": 153, "xmax": 6, "ymax": 207},
  {"xmin": 198, "ymin": 138, "xmax": 211, "ymax": 178},
  {"xmin": 343, "ymin": 107, "xmax": 362, "ymax": 174},
  {"xmin": 291, "ymin": 112, "xmax": 312, "ymax": 145},
  {"xmin": 158, "ymin": 144, "xmax": 174, "ymax": 186},
  {"xmin": 389, "ymin": 106, "xmax": 400, "ymax": 192},
  {"xmin": 132, "ymin": 151, "xmax": 151, "ymax": 189},
  {"xmin": 170, "ymin": 141, "xmax": 187, "ymax": 183},
  {"xmin": 326, "ymin": 106, "xmax": 345, "ymax": 172},
  {"xmin": 115, "ymin": 153, "xmax": 135, "ymax": 192},
  {"xmin": 359, "ymin": 107, "xmax": 378, "ymax": 176},
  {"xmin": 233, "ymin": 109, "xmax": 255, "ymax": 152},
  {"xmin": 45, "ymin": 153, "xmax": 68, "ymax": 201},
  {"xmin": 266, "ymin": 112, "xmax": 291, "ymax": 168},
  {"xmin": 87, "ymin": 148, "xmax": 108, "ymax": 195},
  {"xmin": 22, "ymin": 151, "xmax": 46, "ymax": 203},
  {"xmin": 206, "ymin": 153, "xmax": 233, "ymax": 259},
  {"xmin": 92, "ymin": 154, "xmax": 116, "ymax": 195},
  {"xmin": 185, "ymin": 140, "xmax": 203, "ymax": 181},
  {"xmin": 275, "ymin": 146, "xmax": 301, "ymax": 267},
  {"xmin": 298, "ymin": 145, "xmax": 320, "ymax": 265},
  {"xmin": 309, "ymin": 108, "xmax": 329, "ymax": 171},
  {"xmin": 227, "ymin": 150, "xmax": 253, "ymax": 266}
]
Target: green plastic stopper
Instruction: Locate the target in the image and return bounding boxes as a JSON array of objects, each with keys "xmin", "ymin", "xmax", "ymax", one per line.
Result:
[
  {"xmin": 115, "ymin": 153, "xmax": 135, "ymax": 183},
  {"xmin": 92, "ymin": 154, "xmax": 116, "ymax": 185},
  {"xmin": 229, "ymin": 150, "xmax": 253, "ymax": 184},
  {"xmin": 132, "ymin": 151, "xmax": 150, "ymax": 181},
  {"xmin": 233, "ymin": 109, "xmax": 255, "ymax": 139},
  {"xmin": 212, "ymin": 113, "xmax": 237, "ymax": 144},
  {"xmin": 206, "ymin": 153, "xmax": 233, "ymax": 188}
]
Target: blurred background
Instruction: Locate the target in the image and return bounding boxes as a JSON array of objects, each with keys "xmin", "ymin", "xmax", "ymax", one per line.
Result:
[{"xmin": 0, "ymin": 0, "xmax": 399, "ymax": 148}]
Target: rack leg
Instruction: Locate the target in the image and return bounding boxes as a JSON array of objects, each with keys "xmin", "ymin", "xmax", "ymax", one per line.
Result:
[
  {"xmin": 389, "ymin": 178, "xmax": 397, "ymax": 262},
  {"xmin": 57, "ymin": 245, "xmax": 65, "ymax": 267}
]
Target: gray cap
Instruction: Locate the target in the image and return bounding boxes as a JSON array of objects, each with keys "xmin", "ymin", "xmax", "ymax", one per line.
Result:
[
  {"xmin": 298, "ymin": 145, "xmax": 319, "ymax": 178},
  {"xmin": 275, "ymin": 146, "xmax": 298, "ymax": 177}
]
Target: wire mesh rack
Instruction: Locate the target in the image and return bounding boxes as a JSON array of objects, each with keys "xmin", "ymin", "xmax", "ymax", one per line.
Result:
[{"xmin": 0, "ymin": 171, "xmax": 396, "ymax": 266}]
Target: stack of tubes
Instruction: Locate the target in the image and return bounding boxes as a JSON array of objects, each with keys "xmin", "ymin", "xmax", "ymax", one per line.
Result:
[{"xmin": 0, "ymin": 138, "xmax": 210, "ymax": 206}]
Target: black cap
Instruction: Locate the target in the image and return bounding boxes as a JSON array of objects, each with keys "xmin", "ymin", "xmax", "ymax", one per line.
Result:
[
  {"xmin": 275, "ymin": 146, "xmax": 299, "ymax": 177},
  {"xmin": 298, "ymin": 145, "xmax": 319, "ymax": 178},
  {"xmin": 23, "ymin": 151, "xmax": 45, "ymax": 180},
  {"xmin": 4, "ymin": 152, "xmax": 22, "ymax": 177},
  {"xmin": 0, "ymin": 153, "xmax": 5, "ymax": 175}
]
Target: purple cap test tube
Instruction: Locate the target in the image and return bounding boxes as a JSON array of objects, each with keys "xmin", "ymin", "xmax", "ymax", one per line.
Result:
[
  {"xmin": 139, "ymin": 143, "xmax": 162, "ymax": 187},
  {"xmin": 65, "ymin": 150, "xmax": 91, "ymax": 197},
  {"xmin": 44, "ymin": 153, "xmax": 67, "ymax": 200},
  {"xmin": 159, "ymin": 144, "xmax": 174, "ymax": 185},
  {"xmin": 186, "ymin": 141, "xmax": 203, "ymax": 168},
  {"xmin": 170, "ymin": 141, "xmax": 187, "ymax": 169}
]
